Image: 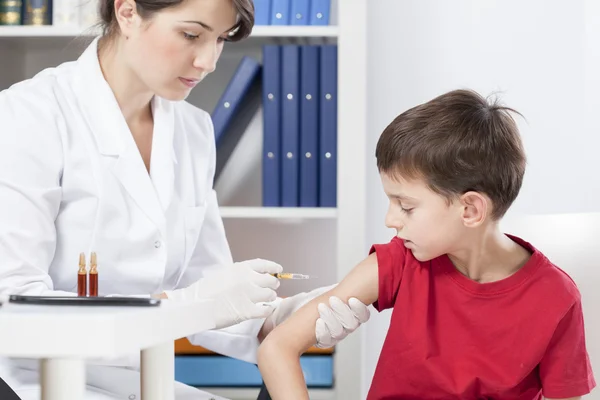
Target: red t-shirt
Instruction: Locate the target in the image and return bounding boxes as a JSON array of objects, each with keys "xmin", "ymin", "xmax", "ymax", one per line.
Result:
[{"xmin": 367, "ymin": 235, "xmax": 596, "ymax": 400}]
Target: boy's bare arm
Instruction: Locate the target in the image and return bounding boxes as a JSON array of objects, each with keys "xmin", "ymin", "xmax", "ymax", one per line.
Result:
[{"xmin": 257, "ymin": 253, "xmax": 379, "ymax": 400}]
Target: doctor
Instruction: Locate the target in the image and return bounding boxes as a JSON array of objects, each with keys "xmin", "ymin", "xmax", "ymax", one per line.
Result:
[{"xmin": 0, "ymin": 0, "xmax": 370, "ymax": 399}]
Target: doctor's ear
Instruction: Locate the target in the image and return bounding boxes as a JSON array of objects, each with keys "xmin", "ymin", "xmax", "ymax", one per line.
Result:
[{"xmin": 113, "ymin": 0, "xmax": 142, "ymax": 36}]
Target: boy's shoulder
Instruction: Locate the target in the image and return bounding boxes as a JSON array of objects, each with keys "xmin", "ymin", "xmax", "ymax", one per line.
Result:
[{"xmin": 516, "ymin": 235, "xmax": 582, "ymax": 306}]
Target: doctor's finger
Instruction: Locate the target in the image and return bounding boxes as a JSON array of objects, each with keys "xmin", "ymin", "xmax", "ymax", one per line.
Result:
[
  {"xmin": 243, "ymin": 258, "xmax": 283, "ymax": 274},
  {"xmin": 317, "ymin": 302, "xmax": 345, "ymax": 339},
  {"xmin": 328, "ymin": 296, "xmax": 360, "ymax": 331},
  {"xmin": 248, "ymin": 286, "xmax": 277, "ymax": 303},
  {"xmin": 252, "ymin": 271, "xmax": 281, "ymax": 290},
  {"xmin": 249, "ymin": 303, "xmax": 276, "ymax": 320},
  {"xmin": 315, "ymin": 318, "xmax": 334, "ymax": 348},
  {"xmin": 348, "ymin": 297, "xmax": 371, "ymax": 323}
]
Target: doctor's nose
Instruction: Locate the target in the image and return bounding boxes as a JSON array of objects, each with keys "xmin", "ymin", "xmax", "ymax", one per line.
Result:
[{"xmin": 193, "ymin": 43, "xmax": 219, "ymax": 75}]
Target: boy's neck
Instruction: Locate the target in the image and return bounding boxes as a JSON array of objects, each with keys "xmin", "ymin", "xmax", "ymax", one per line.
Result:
[{"xmin": 447, "ymin": 226, "xmax": 531, "ymax": 284}]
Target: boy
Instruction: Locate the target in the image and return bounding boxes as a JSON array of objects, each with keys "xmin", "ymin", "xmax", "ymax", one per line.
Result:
[{"xmin": 257, "ymin": 89, "xmax": 596, "ymax": 399}]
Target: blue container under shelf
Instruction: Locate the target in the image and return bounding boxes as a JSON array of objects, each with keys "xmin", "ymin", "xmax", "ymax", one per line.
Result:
[{"xmin": 175, "ymin": 354, "xmax": 333, "ymax": 388}]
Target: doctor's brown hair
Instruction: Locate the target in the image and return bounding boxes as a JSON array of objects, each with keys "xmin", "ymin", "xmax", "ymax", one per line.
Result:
[
  {"xmin": 375, "ymin": 89, "xmax": 526, "ymax": 220},
  {"xmin": 99, "ymin": 0, "xmax": 254, "ymax": 42}
]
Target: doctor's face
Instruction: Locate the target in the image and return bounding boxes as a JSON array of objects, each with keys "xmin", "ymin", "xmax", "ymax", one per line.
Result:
[{"xmin": 123, "ymin": 0, "xmax": 238, "ymax": 101}]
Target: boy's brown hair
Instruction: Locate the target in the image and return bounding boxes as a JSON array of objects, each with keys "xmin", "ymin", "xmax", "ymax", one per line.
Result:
[{"xmin": 375, "ymin": 89, "xmax": 526, "ymax": 219}]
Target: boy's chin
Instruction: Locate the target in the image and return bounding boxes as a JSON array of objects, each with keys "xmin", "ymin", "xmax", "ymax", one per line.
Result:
[{"xmin": 409, "ymin": 249, "xmax": 439, "ymax": 262}]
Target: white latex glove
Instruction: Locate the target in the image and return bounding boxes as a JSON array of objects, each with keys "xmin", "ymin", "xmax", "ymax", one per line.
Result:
[
  {"xmin": 315, "ymin": 296, "xmax": 370, "ymax": 348},
  {"xmin": 261, "ymin": 284, "xmax": 371, "ymax": 348},
  {"xmin": 165, "ymin": 259, "xmax": 282, "ymax": 330}
]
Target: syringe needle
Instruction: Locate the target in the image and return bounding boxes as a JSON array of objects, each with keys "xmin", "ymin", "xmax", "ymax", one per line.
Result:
[{"xmin": 272, "ymin": 273, "xmax": 313, "ymax": 280}]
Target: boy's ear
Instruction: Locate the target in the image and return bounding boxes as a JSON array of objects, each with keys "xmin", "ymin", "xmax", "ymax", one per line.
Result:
[{"xmin": 459, "ymin": 191, "xmax": 488, "ymax": 227}]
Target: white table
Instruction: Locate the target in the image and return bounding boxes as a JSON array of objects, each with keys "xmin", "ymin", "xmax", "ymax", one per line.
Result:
[{"xmin": 0, "ymin": 298, "xmax": 215, "ymax": 400}]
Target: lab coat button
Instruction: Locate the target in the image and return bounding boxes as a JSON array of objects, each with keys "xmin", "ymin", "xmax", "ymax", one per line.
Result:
[
  {"xmin": 128, "ymin": 395, "xmax": 136, "ymax": 400},
  {"xmin": 154, "ymin": 240, "xmax": 161, "ymax": 249}
]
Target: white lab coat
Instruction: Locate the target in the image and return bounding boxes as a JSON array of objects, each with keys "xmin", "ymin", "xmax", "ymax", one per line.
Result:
[{"xmin": 0, "ymin": 37, "xmax": 264, "ymax": 399}]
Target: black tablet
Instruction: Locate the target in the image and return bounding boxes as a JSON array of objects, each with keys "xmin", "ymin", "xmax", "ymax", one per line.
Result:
[{"xmin": 8, "ymin": 295, "xmax": 161, "ymax": 307}]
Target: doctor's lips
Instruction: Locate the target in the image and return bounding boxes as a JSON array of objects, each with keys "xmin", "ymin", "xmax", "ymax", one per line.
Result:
[{"xmin": 179, "ymin": 77, "xmax": 200, "ymax": 88}]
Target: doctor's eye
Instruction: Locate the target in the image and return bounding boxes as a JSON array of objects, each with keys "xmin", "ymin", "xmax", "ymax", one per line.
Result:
[{"xmin": 182, "ymin": 32, "xmax": 200, "ymax": 40}]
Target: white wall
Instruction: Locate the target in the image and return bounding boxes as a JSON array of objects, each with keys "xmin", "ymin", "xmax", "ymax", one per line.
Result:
[{"xmin": 363, "ymin": 0, "xmax": 600, "ymax": 396}]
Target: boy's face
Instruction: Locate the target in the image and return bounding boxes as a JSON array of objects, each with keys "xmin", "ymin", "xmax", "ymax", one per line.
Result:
[{"xmin": 381, "ymin": 172, "xmax": 465, "ymax": 261}]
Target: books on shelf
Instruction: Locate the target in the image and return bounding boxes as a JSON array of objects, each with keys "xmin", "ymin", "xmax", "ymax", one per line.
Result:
[
  {"xmin": 262, "ymin": 44, "xmax": 338, "ymax": 208},
  {"xmin": 255, "ymin": 0, "xmax": 331, "ymax": 26},
  {"xmin": 212, "ymin": 44, "xmax": 338, "ymax": 208},
  {"xmin": 211, "ymin": 56, "xmax": 263, "ymax": 182},
  {"xmin": 1, "ymin": 0, "xmax": 331, "ymax": 28},
  {"xmin": 0, "ymin": 0, "xmax": 98, "ymax": 27}
]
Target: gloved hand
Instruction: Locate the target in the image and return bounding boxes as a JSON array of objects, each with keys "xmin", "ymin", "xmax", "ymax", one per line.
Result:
[
  {"xmin": 261, "ymin": 284, "xmax": 371, "ymax": 348},
  {"xmin": 315, "ymin": 296, "xmax": 370, "ymax": 348},
  {"xmin": 165, "ymin": 259, "xmax": 283, "ymax": 330}
]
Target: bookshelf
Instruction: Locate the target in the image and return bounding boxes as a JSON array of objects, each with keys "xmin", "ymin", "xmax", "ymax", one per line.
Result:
[{"xmin": 0, "ymin": 0, "xmax": 368, "ymax": 399}]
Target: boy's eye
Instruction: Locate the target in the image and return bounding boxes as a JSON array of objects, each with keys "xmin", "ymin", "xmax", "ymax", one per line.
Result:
[
  {"xmin": 395, "ymin": 200, "xmax": 413, "ymax": 213},
  {"xmin": 218, "ymin": 36, "xmax": 231, "ymax": 43}
]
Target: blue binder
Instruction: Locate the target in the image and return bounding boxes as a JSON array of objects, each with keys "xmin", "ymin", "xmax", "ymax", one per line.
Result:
[
  {"xmin": 309, "ymin": 0, "xmax": 330, "ymax": 25},
  {"xmin": 270, "ymin": 0, "xmax": 290, "ymax": 25},
  {"xmin": 318, "ymin": 45, "xmax": 337, "ymax": 207},
  {"xmin": 262, "ymin": 45, "xmax": 282, "ymax": 207},
  {"xmin": 212, "ymin": 56, "xmax": 261, "ymax": 147},
  {"xmin": 175, "ymin": 355, "xmax": 333, "ymax": 387},
  {"xmin": 281, "ymin": 45, "xmax": 300, "ymax": 207},
  {"xmin": 291, "ymin": 0, "xmax": 310, "ymax": 25},
  {"xmin": 254, "ymin": 0, "xmax": 271, "ymax": 25},
  {"xmin": 299, "ymin": 46, "xmax": 320, "ymax": 207},
  {"xmin": 211, "ymin": 56, "xmax": 262, "ymax": 182}
]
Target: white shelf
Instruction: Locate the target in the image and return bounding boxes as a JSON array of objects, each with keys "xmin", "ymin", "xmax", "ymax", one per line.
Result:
[
  {"xmin": 219, "ymin": 207, "xmax": 337, "ymax": 219},
  {"xmin": 251, "ymin": 25, "xmax": 338, "ymax": 37},
  {"xmin": 0, "ymin": 25, "xmax": 86, "ymax": 37},
  {"xmin": 201, "ymin": 387, "xmax": 335, "ymax": 400},
  {"xmin": 0, "ymin": 25, "xmax": 338, "ymax": 38}
]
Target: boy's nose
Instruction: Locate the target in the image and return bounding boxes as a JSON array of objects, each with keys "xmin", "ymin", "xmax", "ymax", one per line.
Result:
[{"xmin": 385, "ymin": 210, "xmax": 403, "ymax": 230}]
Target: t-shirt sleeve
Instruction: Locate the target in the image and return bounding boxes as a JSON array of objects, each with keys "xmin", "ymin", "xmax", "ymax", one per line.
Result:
[
  {"xmin": 540, "ymin": 299, "xmax": 596, "ymax": 398},
  {"xmin": 369, "ymin": 237, "xmax": 408, "ymax": 312}
]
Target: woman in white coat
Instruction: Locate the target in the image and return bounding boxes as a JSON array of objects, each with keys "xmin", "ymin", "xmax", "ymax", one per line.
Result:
[{"xmin": 0, "ymin": 0, "xmax": 370, "ymax": 399}]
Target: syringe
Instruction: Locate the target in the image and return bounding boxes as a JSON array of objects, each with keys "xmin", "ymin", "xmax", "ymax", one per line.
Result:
[{"xmin": 271, "ymin": 273, "xmax": 312, "ymax": 280}]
